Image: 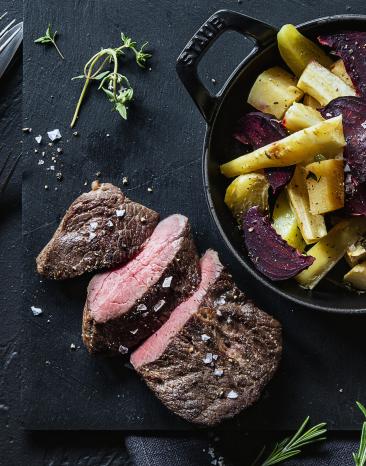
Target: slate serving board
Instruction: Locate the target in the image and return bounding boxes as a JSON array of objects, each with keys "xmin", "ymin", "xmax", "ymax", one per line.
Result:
[{"xmin": 22, "ymin": 0, "xmax": 366, "ymax": 430}]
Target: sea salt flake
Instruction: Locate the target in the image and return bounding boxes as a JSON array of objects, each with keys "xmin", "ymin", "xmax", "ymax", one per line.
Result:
[
  {"xmin": 89, "ymin": 232, "xmax": 96, "ymax": 241},
  {"xmin": 226, "ymin": 317, "xmax": 232, "ymax": 324},
  {"xmin": 116, "ymin": 209, "xmax": 126, "ymax": 217},
  {"xmin": 35, "ymin": 135, "xmax": 42, "ymax": 144},
  {"xmin": 47, "ymin": 129, "xmax": 62, "ymax": 141},
  {"xmin": 214, "ymin": 368, "xmax": 224, "ymax": 377},
  {"xmin": 118, "ymin": 345, "xmax": 129, "ymax": 354},
  {"xmin": 137, "ymin": 304, "xmax": 148, "ymax": 311},
  {"xmin": 38, "ymin": 160, "xmax": 44, "ymax": 165},
  {"xmin": 107, "ymin": 220, "xmax": 113, "ymax": 227},
  {"xmin": 130, "ymin": 328, "xmax": 139, "ymax": 335},
  {"xmin": 89, "ymin": 221, "xmax": 98, "ymax": 231},
  {"xmin": 162, "ymin": 276, "xmax": 173, "ymax": 288},
  {"xmin": 227, "ymin": 390, "xmax": 238, "ymax": 399},
  {"xmin": 31, "ymin": 306, "xmax": 43, "ymax": 316},
  {"xmin": 70, "ymin": 343, "xmax": 76, "ymax": 350},
  {"xmin": 122, "ymin": 176, "xmax": 128, "ymax": 185},
  {"xmin": 154, "ymin": 299, "xmax": 165, "ymax": 312},
  {"xmin": 362, "ymin": 120, "xmax": 366, "ymax": 129},
  {"xmin": 216, "ymin": 296, "xmax": 226, "ymax": 305},
  {"xmin": 201, "ymin": 334, "xmax": 211, "ymax": 342},
  {"xmin": 212, "ymin": 354, "xmax": 219, "ymax": 361},
  {"xmin": 203, "ymin": 353, "xmax": 213, "ymax": 364}
]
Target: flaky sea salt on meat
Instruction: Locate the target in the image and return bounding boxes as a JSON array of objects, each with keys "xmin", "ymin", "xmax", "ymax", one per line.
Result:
[
  {"xmin": 227, "ymin": 390, "xmax": 238, "ymax": 399},
  {"xmin": 137, "ymin": 304, "xmax": 148, "ymax": 311},
  {"xmin": 116, "ymin": 209, "xmax": 126, "ymax": 217},
  {"xmin": 201, "ymin": 334, "xmax": 210, "ymax": 342},
  {"xmin": 203, "ymin": 353, "xmax": 213, "ymax": 364},
  {"xmin": 153, "ymin": 300, "xmax": 165, "ymax": 312},
  {"xmin": 162, "ymin": 276, "xmax": 173, "ymax": 288},
  {"xmin": 118, "ymin": 345, "xmax": 129, "ymax": 354}
]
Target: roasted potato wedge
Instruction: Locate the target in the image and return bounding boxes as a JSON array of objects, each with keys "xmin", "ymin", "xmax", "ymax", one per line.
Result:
[
  {"xmin": 330, "ymin": 59, "xmax": 355, "ymax": 88},
  {"xmin": 272, "ymin": 191, "xmax": 305, "ymax": 250},
  {"xmin": 345, "ymin": 239, "xmax": 366, "ymax": 267},
  {"xmin": 224, "ymin": 173, "xmax": 269, "ymax": 223},
  {"xmin": 286, "ymin": 166, "xmax": 327, "ymax": 244},
  {"xmin": 344, "ymin": 261, "xmax": 366, "ymax": 291},
  {"xmin": 305, "ymin": 159, "xmax": 344, "ymax": 214},
  {"xmin": 283, "ymin": 102, "xmax": 323, "ymax": 132},
  {"xmin": 296, "ymin": 218, "xmax": 366, "ymax": 289},
  {"xmin": 220, "ymin": 116, "xmax": 345, "ymax": 178},
  {"xmin": 247, "ymin": 66, "xmax": 303, "ymax": 119},
  {"xmin": 297, "ymin": 61, "xmax": 356, "ymax": 106}
]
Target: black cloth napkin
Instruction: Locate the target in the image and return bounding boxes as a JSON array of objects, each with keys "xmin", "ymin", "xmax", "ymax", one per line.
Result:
[{"xmin": 126, "ymin": 434, "xmax": 359, "ymax": 465}]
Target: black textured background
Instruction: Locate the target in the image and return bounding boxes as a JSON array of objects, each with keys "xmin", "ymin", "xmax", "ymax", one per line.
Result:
[{"xmin": 1, "ymin": 0, "xmax": 365, "ymax": 464}]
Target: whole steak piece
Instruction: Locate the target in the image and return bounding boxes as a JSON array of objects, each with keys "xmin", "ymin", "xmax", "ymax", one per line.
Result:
[
  {"xmin": 131, "ymin": 250, "xmax": 282, "ymax": 426},
  {"xmin": 36, "ymin": 181, "xmax": 159, "ymax": 280},
  {"xmin": 83, "ymin": 214, "xmax": 200, "ymax": 353}
]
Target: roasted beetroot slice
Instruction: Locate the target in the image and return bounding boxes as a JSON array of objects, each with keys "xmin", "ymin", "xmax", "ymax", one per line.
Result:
[
  {"xmin": 233, "ymin": 112, "xmax": 292, "ymax": 194},
  {"xmin": 243, "ymin": 207, "xmax": 314, "ymax": 281},
  {"xmin": 318, "ymin": 32, "xmax": 366, "ymax": 96},
  {"xmin": 320, "ymin": 97, "xmax": 366, "ymax": 185},
  {"xmin": 346, "ymin": 182, "xmax": 366, "ymax": 216}
]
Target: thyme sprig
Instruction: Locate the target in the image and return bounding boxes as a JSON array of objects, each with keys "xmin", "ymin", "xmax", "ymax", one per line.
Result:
[
  {"xmin": 70, "ymin": 33, "xmax": 151, "ymax": 127},
  {"xmin": 353, "ymin": 402, "xmax": 366, "ymax": 466},
  {"xmin": 252, "ymin": 416, "xmax": 327, "ymax": 466},
  {"xmin": 34, "ymin": 24, "xmax": 64, "ymax": 60}
]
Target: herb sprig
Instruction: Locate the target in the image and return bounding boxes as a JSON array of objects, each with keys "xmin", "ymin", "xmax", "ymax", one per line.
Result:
[
  {"xmin": 252, "ymin": 416, "xmax": 327, "ymax": 466},
  {"xmin": 353, "ymin": 402, "xmax": 366, "ymax": 466},
  {"xmin": 70, "ymin": 33, "xmax": 151, "ymax": 127},
  {"xmin": 34, "ymin": 24, "xmax": 64, "ymax": 60}
]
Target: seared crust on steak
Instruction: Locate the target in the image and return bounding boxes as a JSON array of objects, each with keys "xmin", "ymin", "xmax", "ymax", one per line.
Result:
[
  {"xmin": 134, "ymin": 267, "xmax": 282, "ymax": 426},
  {"xmin": 36, "ymin": 181, "xmax": 159, "ymax": 280}
]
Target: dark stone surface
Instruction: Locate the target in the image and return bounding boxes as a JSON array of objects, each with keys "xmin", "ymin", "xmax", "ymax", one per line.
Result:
[{"xmin": 0, "ymin": 0, "xmax": 365, "ymax": 464}]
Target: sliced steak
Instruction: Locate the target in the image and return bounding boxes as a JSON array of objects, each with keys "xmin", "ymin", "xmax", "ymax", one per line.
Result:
[
  {"xmin": 36, "ymin": 181, "xmax": 159, "ymax": 280},
  {"xmin": 82, "ymin": 214, "xmax": 200, "ymax": 353},
  {"xmin": 131, "ymin": 250, "xmax": 282, "ymax": 426}
]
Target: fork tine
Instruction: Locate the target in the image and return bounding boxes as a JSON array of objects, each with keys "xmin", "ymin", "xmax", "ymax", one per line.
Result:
[
  {"xmin": 0, "ymin": 18, "xmax": 15, "ymax": 39},
  {"xmin": 0, "ymin": 153, "xmax": 21, "ymax": 195},
  {"xmin": 0, "ymin": 152, "xmax": 11, "ymax": 178}
]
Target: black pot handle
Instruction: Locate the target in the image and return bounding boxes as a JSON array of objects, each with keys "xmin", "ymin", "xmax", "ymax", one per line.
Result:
[{"xmin": 176, "ymin": 10, "xmax": 277, "ymax": 123}]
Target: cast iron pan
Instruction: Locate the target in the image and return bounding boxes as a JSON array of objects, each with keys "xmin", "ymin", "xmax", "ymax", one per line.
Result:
[{"xmin": 176, "ymin": 10, "xmax": 366, "ymax": 314}]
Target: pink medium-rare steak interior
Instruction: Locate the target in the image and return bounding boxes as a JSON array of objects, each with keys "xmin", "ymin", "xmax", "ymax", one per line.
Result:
[
  {"xmin": 88, "ymin": 214, "xmax": 189, "ymax": 323},
  {"xmin": 131, "ymin": 249, "xmax": 223, "ymax": 369}
]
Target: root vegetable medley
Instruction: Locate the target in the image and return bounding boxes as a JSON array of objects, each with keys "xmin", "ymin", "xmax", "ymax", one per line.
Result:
[{"xmin": 221, "ymin": 25, "xmax": 366, "ymax": 291}]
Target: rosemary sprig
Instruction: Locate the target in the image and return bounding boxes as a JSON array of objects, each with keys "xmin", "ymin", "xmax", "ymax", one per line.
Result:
[
  {"xmin": 70, "ymin": 33, "xmax": 151, "ymax": 127},
  {"xmin": 252, "ymin": 417, "xmax": 327, "ymax": 466},
  {"xmin": 353, "ymin": 402, "xmax": 366, "ymax": 466},
  {"xmin": 34, "ymin": 24, "xmax": 64, "ymax": 59}
]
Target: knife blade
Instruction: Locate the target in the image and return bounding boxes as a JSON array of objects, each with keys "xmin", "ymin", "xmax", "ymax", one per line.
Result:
[{"xmin": 0, "ymin": 21, "xmax": 23, "ymax": 80}]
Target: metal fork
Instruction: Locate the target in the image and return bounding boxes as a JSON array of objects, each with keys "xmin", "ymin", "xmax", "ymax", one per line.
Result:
[{"xmin": 0, "ymin": 14, "xmax": 23, "ymax": 196}]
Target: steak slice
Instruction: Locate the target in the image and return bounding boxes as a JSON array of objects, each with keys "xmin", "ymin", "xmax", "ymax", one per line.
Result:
[
  {"xmin": 82, "ymin": 214, "xmax": 200, "ymax": 353},
  {"xmin": 36, "ymin": 181, "xmax": 159, "ymax": 280},
  {"xmin": 131, "ymin": 250, "xmax": 282, "ymax": 426}
]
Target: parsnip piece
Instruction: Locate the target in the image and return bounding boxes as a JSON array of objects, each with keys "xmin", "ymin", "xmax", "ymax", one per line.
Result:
[
  {"xmin": 305, "ymin": 159, "xmax": 344, "ymax": 214},
  {"xmin": 224, "ymin": 173, "xmax": 269, "ymax": 223},
  {"xmin": 330, "ymin": 59, "xmax": 355, "ymax": 88},
  {"xmin": 283, "ymin": 102, "xmax": 323, "ymax": 132},
  {"xmin": 277, "ymin": 24, "xmax": 333, "ymax": 77},
  {"xmin": 303, "ymin": 94, "xmax": 321, "ymax": 110},
  {"xmin": 247, "ymin": 67, "xmax": 303, "ymax": 119},
  {"xmin": 297, "ymin": 61, "xmax": 356, "ymax": 106},
  {"xmin": 344, "ymin": 261, "xmax": 366, "ymax": 291},
  {"xmin": 286, "ymin": 166, "xmax": 327, "ymax": 244},
  {"xmin": 220, "ymin": 116, "xmax": 345, "ymax": 178},
  {"xmin": 296, "ymin": 218, "xmax": 366, "ymax": 289},
  {"xmin": 345, "ymin": 239, "xmax": 366, "ymax": 267},
  {"xmin": 272, "ymin": 191, "xmax": 305, "ymax": 250}
]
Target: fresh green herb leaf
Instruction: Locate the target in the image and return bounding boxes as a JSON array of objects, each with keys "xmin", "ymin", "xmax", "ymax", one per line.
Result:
[
  {"xmin": 353, "ymin": 402, "xmax": 366, "ymax": 466},
  {"xmin": 314, "ymin": 154, "xmax": 327, "ymax": 162},
  {"xmin": 34, "ymin": 24, "xmax": 64, "ymax": 59},
  {"xmin": 70, "ymin": 33, "xmax": 151, "ymax": 127},
  {"xmin": 252, "ymin": 417, "xmax": 327, "ymax": 466}
]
